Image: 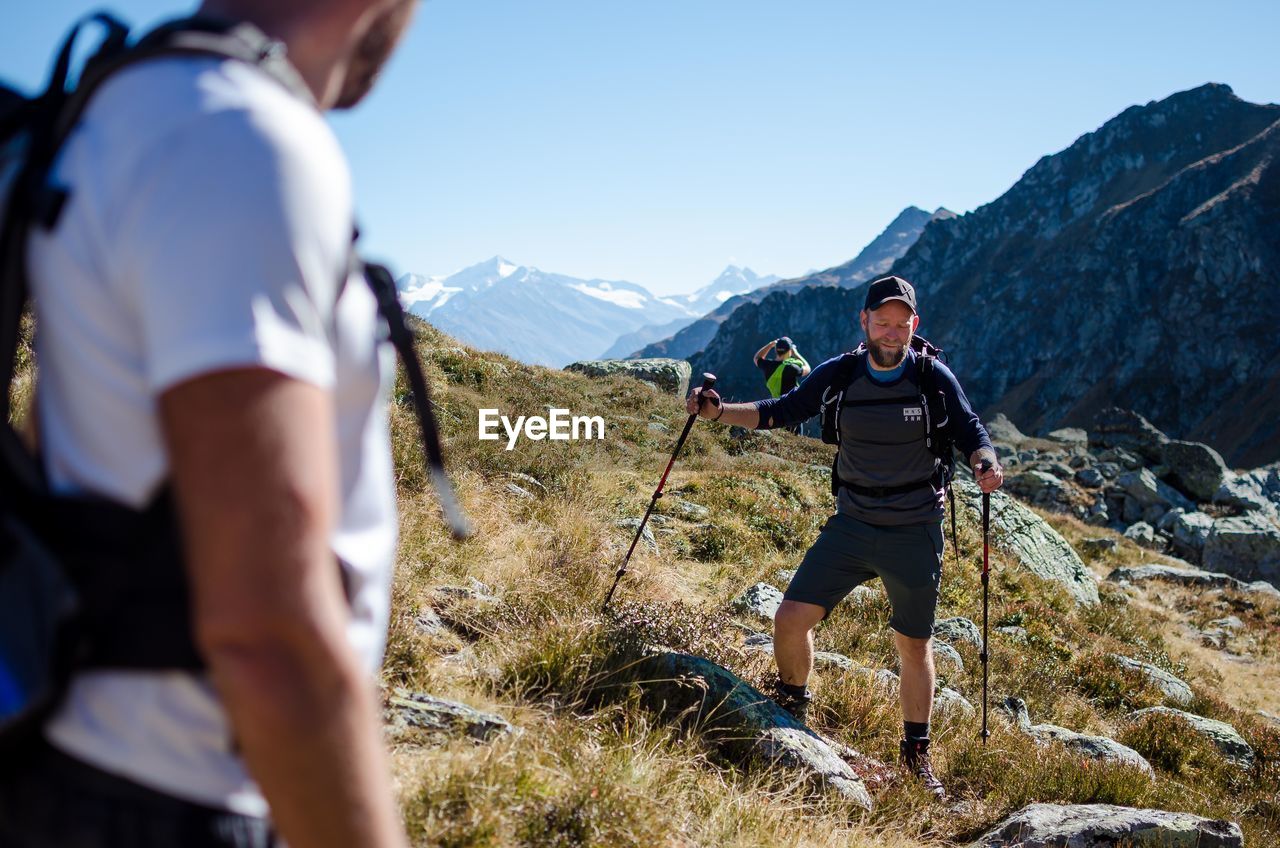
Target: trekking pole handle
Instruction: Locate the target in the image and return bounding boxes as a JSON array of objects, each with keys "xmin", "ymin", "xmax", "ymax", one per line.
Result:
[
  {"xmin": 695, "ymin": 373, "xmax": 719, "ymax": 411},
  {"xmin": 977, "ymin": 459, "xmax": 993, "ymax": 474}
]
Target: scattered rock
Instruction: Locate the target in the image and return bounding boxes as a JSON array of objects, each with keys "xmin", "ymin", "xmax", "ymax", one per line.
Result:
[
  {"xmin": 647, "ymin": 421, "xmax": 671, "ymax": 434},
  {"xmin": 615, "ymin": 518, "xmax": 658, "ymax": 553},
  {"xmin": 436, "ymin": 578, "xmax": 498, "ymax": 603},
  {"xmin": 953, "ymin": 479, "xmax": 1099, "ymax": 606},
  {"xmin": 1108, "ymin": 655, "xmax": 1193, "ymax": 707},
  {"xmin": 414, "ymin": 606, "xmax": 447, "ymax": 636},
  {"xmin": 847, "ymin": 585, "xmax": 881, "ymax": 604},
  {"xmin": 1106, "ymin": 564, "xmax": 1265, "ymax": 594},
  {"xmin": 1202, "ymin": 513, "xmax": 1280, "ymax": 585},
  {"xmin": 1165, "ymin": 511, "xmax": 1214, "ymax": 560},
  {"xmin": 504, "ymin": 482, "xmax": 536, "ymax": 500},
  {"xmin": 969, "ymin": 802, "xmax": 1242, "ymax": 848},
  {"xmin": 1126, "ymin": 707, "xmax": 1255, "ymax": 769},
  {"xmin": 1161, "ymin": 441, "xmax": 1231, "ymax": 502},
  {"xmin": 1089, "ymin": 408, "xmax": 1171, "ymax": 463},
  {"xmin": 935, "ymin": 687, "xmax": 976, "ymax": 718},
  {"xmin": 1045, "ymin": 427, "xmax": 1088, "ymax": 448},
  {"xmin": 933, "ymin": 642, "xmax": 964, "ymax": 676},
  {"xmin": 996, "ymin": 625, "xmax": 1029, "ymax": 642},
  {"xmin": 635, "ymin": 651, "xmax": 873, "ymax": 809},
  {"xmin": 1123, "ymin": 521, "xmax": 1159, "ymax": 549},
  {"xmin": 774, "ymin": 568, "xmax": 797, "ymax": 584},
  {"xmin": 385, "ymin": 690, "xmax": 516, "ymax": 743},
  {"xmin": 1081, "ymin": 537, "xmax": 1118, "ymax": 555},
  {"xmin": 502, "ymin": 472, "xmax": 546, "ymax": 495},
  {"xmin": 1095, "ymin": 461, "xmax": 1122, "ymax": 480},
  {"xmin": 814, "ymin": 651, "xmax": 855, "ymax": 671},
  {"xmin": 1001, "ymin": 698, "xmax": 1153, "ymax": 775},
  {"xmin": 933, "ymin": 616, "xmax": 983, "ymax": 648},
  {"xmin": 668, "ymin": 498, "xmax": 710, "ymax": 520},
  {"xmin": 1075, "ymin": 468, "xmax": 1105, "ymax": 488},
  {"xmin": 564, "ymin": 358, "xmax": 692, "ymax": 396},
  {"xmin": 732, "ymin": 583, "xmax": 784, "ymax": 620}
]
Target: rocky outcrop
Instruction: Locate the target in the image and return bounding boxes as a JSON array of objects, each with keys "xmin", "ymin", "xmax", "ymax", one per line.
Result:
[
  {"xmin": 1202, "ymin": 512, "xmax": 1280, "ymax": 585},
  {"xmin": 970, "ymin": 803, "xmax": 1242, "ymax": 848},
  {"xmin": 1001, "ymin": 698, "xmax": 1153, "ymax": 775},
  {"xmin": 564, "ymin": 358, "xmax": 692, "ymax": 396},
  {"xmin": 1107, "ymin": 563, "xmax": 1280, "ymax": 597},
  {"xmin": 1126, "ymin": 707, "xmax": 1255, "ymax": 769},
  {"xmin": 933, "ymin": 616, "xmax": 983, "ymax": 648},
  {"xmin": 1215, "ymin": 462, "xmax": 1280, "ymax": 517},
  {"xmin": 635, "ymin": 651, "xmax": 873, "ymax": 809},
  {"xmin": 953, "ymin": 479, "xmax": 1099, "ymax": 605}
]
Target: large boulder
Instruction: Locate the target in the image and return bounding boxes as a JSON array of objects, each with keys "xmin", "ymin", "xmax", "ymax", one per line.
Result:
[
  {"xmin": 953, "ymin": 479, "xmax": 1099, "ymax": 606},
  {"xmin": 1089, "ymin": 408, "xmax": 1171, "ymax": 463},
  {"xmin": 1115, "ymin": 468, "xmax": 1194, "ymax": 512},
  {"xmin": 564, "ymin": 357, "xmax": 692, "ymax": 396},
  {"xmin": 1126, "ymin": 707, "xmax": 1255, "ymax": 770},
  {"xmin": 1001, "ymin": 698, "xmax": 1153, "ymax": 775},
  {"xmin": 969, "ymin": 803, "xmax": 1242, "ymax": 848},
  {"xmin": 635, "ymin": 651, "xmax": 873, "ymax": 809},
  {"xmin": 1202, "ymin": 512, "xmax": 1280, "ymax": 585},
  {"xmin": 1159, "ymin": 510, "xmax": 1214, "ymax": 560},
  {"xmin": 1214, "ymin": 462, "xmax": 1280, "ymax": 517},
  {"xmin": 1161, "ymin": 440, "xmax": 1231, "ymax": 502}
]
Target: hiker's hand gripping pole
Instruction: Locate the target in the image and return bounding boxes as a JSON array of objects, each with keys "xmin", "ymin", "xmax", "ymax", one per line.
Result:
[
  {"xmin": 602, "ymin": 374, "xmax": 718, "ymax": 612},
  {"xmin": 978, "ymin": 458, "xmax": 993, "ymax": 744}
]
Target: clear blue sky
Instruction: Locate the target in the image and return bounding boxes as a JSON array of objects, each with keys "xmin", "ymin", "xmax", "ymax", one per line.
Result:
[{"xmin": 6, "ymin": 2, "xmax": 1279, "ymax": 295}]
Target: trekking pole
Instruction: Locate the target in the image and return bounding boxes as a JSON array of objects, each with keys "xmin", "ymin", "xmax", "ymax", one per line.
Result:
[
  {"xmin": 977, "ymin": 459, "xmax": 993, "ymax": 744},
  {"xmin": 602, "ymin": 373, "xmax": 718, "ymax": 612}
]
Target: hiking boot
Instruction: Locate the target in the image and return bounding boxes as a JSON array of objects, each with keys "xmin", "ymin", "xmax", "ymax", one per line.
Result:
[
  {"xmin": 900, "ymin": 738, "xmax": 946, "ymax": 799},
  {"xmin": 772, "ymin": 680, "xmax": 812, "ymax": 723}
]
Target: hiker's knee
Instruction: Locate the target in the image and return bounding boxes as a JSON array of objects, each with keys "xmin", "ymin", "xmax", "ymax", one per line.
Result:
[
  {"xmin": 774, "ymin": 600, "xmax": 824, "ymax": 638},
  {"xmin": 894, "ymin": 632, "xmax": 933, "ymax": 665}
]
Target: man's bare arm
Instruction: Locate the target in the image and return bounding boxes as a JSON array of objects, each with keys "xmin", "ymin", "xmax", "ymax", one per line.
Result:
[
  {"xmin": 752, "ymin": 340, "xmax": 775, "ymax": 364},
  {"xmin": 160, "ymin": 369, "xmax": 408, "ymax": 848},
  {"xmin": 685, "ymin": 387, "xmax": 760, "ymax": 429}
]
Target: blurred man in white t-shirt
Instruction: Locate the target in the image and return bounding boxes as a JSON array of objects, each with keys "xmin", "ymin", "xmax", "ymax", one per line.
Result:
[{"xmin": 0, "ymin": 2, "xmax": 419, "ymax": 846}]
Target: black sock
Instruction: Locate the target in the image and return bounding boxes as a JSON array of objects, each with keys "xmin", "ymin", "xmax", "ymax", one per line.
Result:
[
  {"xmin": 904, "ymin": 721, "xmax": 929, "ymax": 741},
  {"xmin": 778, "ymin": 680, "xmax": 810, "ymax": 699}
]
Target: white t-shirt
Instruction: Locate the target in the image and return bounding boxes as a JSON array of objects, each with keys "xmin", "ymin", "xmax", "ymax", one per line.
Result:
[{"xmin": 27, "ymin": 56, "xmax": 398, "ymax": 816}]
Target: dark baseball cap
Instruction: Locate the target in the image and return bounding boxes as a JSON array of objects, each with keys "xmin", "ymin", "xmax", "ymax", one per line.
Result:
[
  {"xmin": 775, "ymin": 336, "xmax": 793, "ymax": 351},
  {"xmin": 864, "ymin": 276, "xmax": 917, "ymax": 313}
]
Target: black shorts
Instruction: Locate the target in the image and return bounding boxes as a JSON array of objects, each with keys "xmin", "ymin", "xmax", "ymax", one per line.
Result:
[{"xmin": 782, "ymin": 512, "xmax": 944, "ymax": 639}]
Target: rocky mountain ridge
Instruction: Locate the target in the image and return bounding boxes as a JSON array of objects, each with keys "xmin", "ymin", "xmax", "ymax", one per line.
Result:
[
  {"xmin": 688, "ymin": 84, "xmax": 1280, "ymax": 466},
  {"xmin": 633, "ymin": 205, "xmax": 945, "ymax": 361}
]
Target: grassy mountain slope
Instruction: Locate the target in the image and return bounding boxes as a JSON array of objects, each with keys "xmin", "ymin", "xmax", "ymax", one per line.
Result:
[{"xmin": 388, "ymin": 322, "xmax": 1280, "ymax": 847}]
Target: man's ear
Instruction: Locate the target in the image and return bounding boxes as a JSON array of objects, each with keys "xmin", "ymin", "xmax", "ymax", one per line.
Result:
[
  {"xmin": 911, "ymin": 314, "xmax": 920, "ymax": 333},
  {"xmin": 859, "ymin": 309, "xmax": 869, "ymax": 333}
]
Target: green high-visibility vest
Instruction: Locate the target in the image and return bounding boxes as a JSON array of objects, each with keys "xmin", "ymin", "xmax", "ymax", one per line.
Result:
[{"xmin": 766, "ymin": 354, "xmax": 809, "ymax": 398}]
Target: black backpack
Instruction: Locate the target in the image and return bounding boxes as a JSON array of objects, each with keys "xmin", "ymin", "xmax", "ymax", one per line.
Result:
[
  {"xmin": 816, "ymin": 335, "xmax": 962, "ymax": 551},
  {"xmin": 0, "ymin": 13, "xmax": 468, "ymax": 757}
]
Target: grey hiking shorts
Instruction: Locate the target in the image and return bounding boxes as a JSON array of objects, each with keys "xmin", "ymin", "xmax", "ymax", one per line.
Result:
[{"xmin": 782, "ymin": 512, "xmax": 944, "ymax": 639}]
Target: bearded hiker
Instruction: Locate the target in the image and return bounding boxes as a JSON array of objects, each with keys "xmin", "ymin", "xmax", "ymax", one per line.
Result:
[
  {"xmin": 753, "ymin": 336, "xmax": 810, "ymax": 433},
  {"xmin": 688, "ymin": 275, "xmax": 1004, "ymax": 799}
]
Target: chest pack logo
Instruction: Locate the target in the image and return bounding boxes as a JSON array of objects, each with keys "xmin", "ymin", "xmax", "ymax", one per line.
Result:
[{"xmin": 903, "ymin": 406, "xmax": 923, "ymax": 422}]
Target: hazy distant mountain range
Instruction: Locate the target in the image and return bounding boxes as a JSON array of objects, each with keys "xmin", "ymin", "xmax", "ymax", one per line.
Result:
[
  {"xmin": 690, "ymin": 83, "xmax": 1280, "ymax": 465},
  {"xmin": 631, "ymin": 205, "xmax": 949, "ymax": 360},
  {"xmin": 397, "ymin": 259, "xmax": 777, "ymax": 368}
]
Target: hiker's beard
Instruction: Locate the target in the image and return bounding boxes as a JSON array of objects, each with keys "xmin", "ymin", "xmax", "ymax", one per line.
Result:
[
  {"xmin": 334, "ymin": 0, "xmax": 415, "ymax": 110},
  {"xmin": 867, "ymin": 337, "xmax": 907, "ymax": 368}
]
